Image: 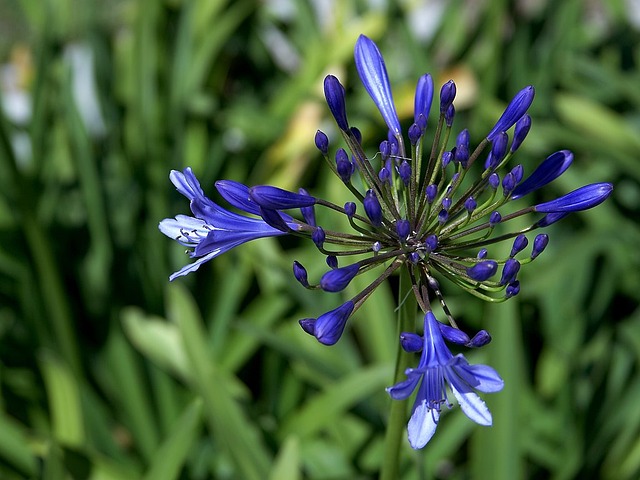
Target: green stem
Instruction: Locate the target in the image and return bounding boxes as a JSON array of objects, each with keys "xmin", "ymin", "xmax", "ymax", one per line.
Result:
[{"xmin": 380, "ymin": 266, "xmax": 416, "ymax": 480}]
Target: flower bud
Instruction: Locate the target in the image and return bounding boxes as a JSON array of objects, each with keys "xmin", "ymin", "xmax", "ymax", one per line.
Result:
[{"xmin": 467, "ymin": 261, "xmax": 498, "ymax": 281}]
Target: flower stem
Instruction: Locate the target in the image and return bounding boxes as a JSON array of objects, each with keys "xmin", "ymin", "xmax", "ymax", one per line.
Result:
[{"xmin": 380, "ymin": 266, "xmax": 416, "ymax": 480}]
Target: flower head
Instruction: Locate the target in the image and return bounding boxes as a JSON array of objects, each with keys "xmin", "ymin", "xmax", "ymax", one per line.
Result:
[
  {"xmin": 160, "ymin": 35, "xmax": 612, "ymax": 448},
  {"xmin": 387, "ymin": 312, "xmax": 504, "ymax": 449}
]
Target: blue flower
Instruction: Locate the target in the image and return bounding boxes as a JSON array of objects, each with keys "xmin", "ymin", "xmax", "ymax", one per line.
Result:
[
  {"xmin": 161, "ymin": 34, "xmax": 612, "ymax": 447},
  {"xmin": 159, "ymin": 168, "xmax": 298, "ymax": 280},
  {"xmin": 387, "ymin": 312, "xmax": 504, "ymax": 449}
]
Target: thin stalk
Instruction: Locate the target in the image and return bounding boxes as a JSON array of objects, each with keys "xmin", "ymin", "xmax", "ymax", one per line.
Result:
[{"xmin": 380, "ymin": 266, "xmax": 416, "ymax": 480}]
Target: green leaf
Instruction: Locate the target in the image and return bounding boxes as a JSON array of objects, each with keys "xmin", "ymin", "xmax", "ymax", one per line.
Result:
[
  {"xmin": 143, "ymin": 398, "xmax": 203, "ymax": 480},
  {"xmin": 39, "ymin": 353, "xmax": 84, "ymax": 447},
  {"xmin": 166, "ymin": 283, "xmax": 273, "ymax": 480}
]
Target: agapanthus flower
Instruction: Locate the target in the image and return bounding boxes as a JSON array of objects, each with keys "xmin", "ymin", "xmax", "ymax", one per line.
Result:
[
  {"xmin": 160, "ymin": 34, "xmax": 612, "ymax": 447},
  {"xmin": 387, "ymin": 311, "xmax": 504, "ymax": 449}
]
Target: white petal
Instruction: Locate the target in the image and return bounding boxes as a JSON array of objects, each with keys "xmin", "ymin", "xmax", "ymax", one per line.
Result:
[
  {"xmin": 451, "ymin": 385, "xmax": 492, "ymax": 426},
  {"xmin": 407, "ymin": 400, "xmax": 439, "ymax": 449}
]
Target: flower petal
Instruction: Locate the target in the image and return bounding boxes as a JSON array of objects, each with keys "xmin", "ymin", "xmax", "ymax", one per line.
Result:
[
  {"xmin": 386, "ymin": 373, "xmax": 421, "ymax": 400},
  {"xmin": 449, "ymin": 381, "xmax": 493, "ymax": 426},
  {"xmin": 407, "ymin": 399, "xmax": 439, "ymax": 449}
]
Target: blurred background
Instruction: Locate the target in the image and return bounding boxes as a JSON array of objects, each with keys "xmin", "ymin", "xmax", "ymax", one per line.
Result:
[{"xmin": 0, "ymin": 0, "xmax": 638, "ymax": 478}]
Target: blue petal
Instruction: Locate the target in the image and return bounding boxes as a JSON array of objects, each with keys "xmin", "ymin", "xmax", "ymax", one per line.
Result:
[
  {"xmin": 407, "ymin": 400, "xmax": 439, "ymax": 449},
  {"xmin": 450, "ymin": 357, "xmax": 504, "ymax": 393},
  {"xmin": 386, "ymin": 373, "xmax": 421, "ymax": 400},
  {"xmin": 354, "ymin": 35, "xmax": 401, "ymax": 135}
]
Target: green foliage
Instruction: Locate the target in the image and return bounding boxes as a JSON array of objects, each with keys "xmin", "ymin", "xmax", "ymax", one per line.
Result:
[{"xmin": 0, "ymin": 0, "xmax": 638, "ymax": 478}]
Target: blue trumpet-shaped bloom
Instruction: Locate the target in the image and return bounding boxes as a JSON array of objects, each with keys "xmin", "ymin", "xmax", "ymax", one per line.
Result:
[
  {"xmin": 161, "ymin": 34, "xmax": 613, "ymax": 449},
  {"xmin": 159, "ymin": 168, "xmax": 297, "ymax": 280},
  {"xmin": 387, "ymin": 312, "xmax": 504, "ymax": 449}
]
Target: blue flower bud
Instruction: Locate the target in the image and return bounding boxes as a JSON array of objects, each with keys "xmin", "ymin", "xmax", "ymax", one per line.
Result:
[
  {"xmin": 510, "ymin": 114, "xmax": 531, "ymax": 152},
  {"xmin": 399, "ymin": 161, "xmax": 411, "ymax": 186},
  {"xmin": 315, "ymin": 130, "xmax": 329, "ymax": 155},
  {"xmin": 490, "ymin": 211, "xmax": 502, "ymax": 225},
  {"xmin": 364, "ymin": 189, "xmax": 383, "ymax": 226},
  {"xmin": 258, "ymin": 206, "xmax": 290, "ymax": 232},
  {"xmin": 531, "ymin": 234, "xmax": 549, "ymax": 259},
  {"xmin": 298, "ymin": 318, "xmax": 316, "ymax": 336},
  {"xmin": 326, "ymin": 255, "xmax": 338, "ymax": 269},
  {"xmin": 467, "ymin": 330, "xmax": 492, "ymax": 348},
  {"xmin": 477, "ymin": 248, "xmax": 488, "ymax": 259},
  {"xmin": 372, "ymin": 241, "xmax": 381, "ymax": 253},
  {"xmin": 489, "ymin": 132, "xmax": 508, "ymax": 168},
  {"xmin": 378, "ymin": 167, "xmax": 391, "ymax": 184},
  {"xmin": 442, "ymin": 151, "xmax": 453, "ymax": 168},
  {"xmin": 487, "ymin": 85, "xmax": 535, "ymax": 140},
  {"xmin": 445, "ymin": 104, "xmax": 455, "ymax": 127},
  {"xmin": 442, "ymin": 197, "xmax": 452, "ymax": 210},
  {"xmin": 535, "ymin": 212, "xmax": 569, "ymax": 227},
  {"xmin": 298, "ymin": 188, "xmax": 316, "ymax": 226},
  {"xmin": 535, "ymin": 183, "xmax": 613, "ymax": 213},
  {"xmin": 344, "ymin": 201, "xmax": 356, "ymax": 218},
  {"xmin": 440, "ymin": 80, "xmax": 456, "ymax": 113},
  {"xmin": 510, "ymin": 234, "xmax": 528, "ymax": 257},
  {"xmin": 416, "ymin": 113, "xmax": 427, "ymax": 130},
  {"xmin": 488, "ymin": 173, "xmax": 500, "ymax": 189},
  {"xmin": 380, "ymin": 140, "xmax": 390, "ymax": 160},
  {"xmin": 313, "ymin": 301, "xmax": 355, "ymax": 345},
  {"xmin": 456, "ymin": 128, "xmax": 470, "ymax": 148},
  {"xmin": 293, "ymin": 261, "xmax": 309, "ymax": 287},
  {"xmin": 464, "ymin": 196, "xmax": 477, "ymax": 213},
  {"xmin": 455, "ymin": 144, "xmax": 469, "ymax": 167},
  {"xmin": 320, "ymin": 263, "xmax": 360, "ymax": 292},
  {"xmin": 502, "ymin": 172, "xmax": 516, "ymax": 196},
  {"xmin": 323, "ymin": 75, "xmax": 349, "ymax": 131},
  {"xmin": 250, "ymin": 185, "xmax": 317, "ymax": 209},
  {"xmin": 396, "ymin": 219, "xmax": 411, "ymax": 241},
  {"xmin": 511, "ymin": 164, "xmax": 524, "ymax": 183},
  {"xmin": 426, "ymin": 184, "xmax": 438, "ymax": 203},
  {"xmin": 426, "ymin": 234, "xmax": 438, "ymax": 253},
  {"xmin": 335, "ymin": 148, "xmax": 353, "ymax": 182},
  {"xmin": 511, "ymin": 150, "xmax": 573, "ymax": 200},
  {"xmin": 409, "ymin": 252, "xmax": 420, "ymax": 263},
  {"xmin": 467, "ymin": 260, "xmax": 498, "ymax": 281},
  {"xmin": 438, "ymin": 209, "xmax": 448, "ymax": 224},
  {"xmin": 350, "ymin": 127, "xmax": 362, "ymax": 145},
  {"xmin": 438, "ymin": 323, "xmax": 471, "ymax": 345},
  {"xmin": 500, "ymin": 258, "xmax": 521, "ymax": 285},
  {"xmin": 506, "ymin": 281, "xmax": 520, "ymax": 298},
  {"xmin": 408, "ymin": 123, "xmax": 422, "ymax": 145},
  {"xmin": 312, "ymin": 226, "xmax": 325, "ymax": 248},
  {"xmin": 215, "ymin": 179, "xmax": 260, "ymax": 215},
  {"xmin": 414, "ymin": 73, "xmax": 434, "ymax": 124},
  {"xmin": 354, "ymin": 35, "xmax": 401, "ymax": 135},
  {"xmin": 400, "ymin": 332, "xmax": 423, "ymax": 352}
]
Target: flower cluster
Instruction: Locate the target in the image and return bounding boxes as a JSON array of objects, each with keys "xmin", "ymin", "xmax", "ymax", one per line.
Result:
[{"xmin": 160, "ymin": 35, "xmax": 612, "ymax": 448}]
